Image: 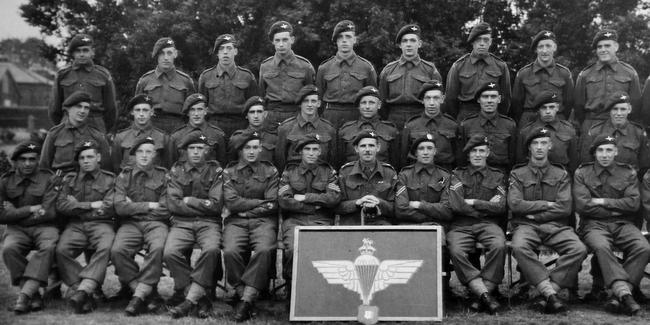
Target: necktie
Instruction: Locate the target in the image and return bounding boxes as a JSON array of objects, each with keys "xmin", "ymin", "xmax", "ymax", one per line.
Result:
[{"xmin": 305, "ymin": 169, "xmax": 314, "ymax": 193}]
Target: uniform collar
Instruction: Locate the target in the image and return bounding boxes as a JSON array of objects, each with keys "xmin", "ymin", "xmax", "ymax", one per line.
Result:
[
  {"xmin": 533, "ymin": 59, "xmax": 556, "ymax": 74},
  {"xmin": 594, "ymin": 162, "xmax": 615, "ymax": 176},
  {"xmin": 16, "ymin": 170, "xmax": 39, "ymax": 184},
  {"xmin": 63, "ymin": 118, "xmax": 87, "ymax": 130},
  {"xmin": 273, "ymin": 51, "xmax": 296, "ymax": 66},
  {"xmin": 298, "ymin": 161, "xmax": 319, "ymax": 174},
  {"xmin": 189, "ymin": 121, "xmax": 208, "ymax": 132},
  {"xmin": 414, "ymin": 162, "xmax": 436, "ymax": 175},
  {"xmin": 605, "ymin": 119, "xmax": 629, "ymax": 135},
  {"xmin": 132, "ymin": 122, "xmax": 153, "ymax": 135},
  {"xmin": 216, "ymin": 63, "xmax": 236, "ymax": 78},
  {"xmin": 469, "ymin": 51, "xmax": 493, "ymax": 64},
  {"xmin": 528, "ymin": 160, "xmax": 550, "ymax": 175},
  {"xmin": 359, "ymin": 115, "xmax": 380, "ymax": 127},
  {"xmin": 335, "ymin": 52, "xmax": 357, "ymax": 66},
  {"xmin": 155, "ymin": 66, "xmax": 177, "ymax": 79},
  {"xmin": 596, "ymin": 58, "xmax": 620, "ymax": 71},
  {"xmin": 399, "ymin": 55, "xmax": 421, "ymax": 66},
  {"xmin": 72, "ymin": 60, "xmax": 94, "ymax": 71},
  {"xmin": 184, "ymin": 160, "xmax": 207, "ymax": 173},
  {"xmin": 533, "ymin": 118, "xmax": 560, "ymax": 131},
  {"xmin": 479, "ymin": 112, "xmax": 499, "ymax": 126},
  {"xmin": 350, "ymin": 160, "xmax": 383, "ymax": 178},
  {"xmin": 468, "ymin": 165, "xmax": 487, "ymax": 177},
  {"xmin": 79, "ymin": 168, "xmax": 101, "ymax": 180},
  {"xmin": 236, "ymin": 160, "xmax": 258, "ymax": 172},
  {"xmin": 297, "ymin": 113, "xmax": 320, "ymax": 127},
  {"xmin": 134, "ymin": 164, "xmax": 154, "ymax": 177}
]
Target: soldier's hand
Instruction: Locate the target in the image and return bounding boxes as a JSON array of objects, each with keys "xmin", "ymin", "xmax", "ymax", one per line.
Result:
[
  {"xmin": 67, "ymin": 195, "xmax": 78, "ymax": 203},
  {"xmin": 52, "ymin": 169, "xmax": 63, "ymax": 187},
  {"xmin": 125, "ymin": 196, "xmax": 133, "ymax": 203},
  {"xmin": 3, "ymin": 201, "xmax": 16, "ymax": 209},
  {"xmin": 294, "ymin": 194, "xmax": 306, "ymax": 202},
  {"xmin": 183, "ymin": 197, "xmax": 192, "ymax": 204},
  {"xmin": 29, "ymin": 204, "xmax": 43, "ymax": 213},
  {"xmin": 546, "ymin": 201, "xmax": 559, "ymax": 209},
  {"xmin": 489, "ymin": 195, "xmax": 501, "ymax": 203},
  {"xmin": 464, "ymin": 199, "xmax": 476, "ymax": 206},
  {"xmin": 525, "ymin": 214, "xmax": 536, "ymax": 220},
  {"xmin": 148, "ymin": 202, "xmax": 160, "ymax": 210},
  {"xmin": 237, "ymin": 212, "xmax": 247, "ymax": 217},
  {"xmin": 221, "ymin": 207, "xmax": 230, "ymax": 218},
  {"xmin": 90, "ymin": 201, "xmax": 103, "ymax": 209},
  {"xmin": 590, "ymin": 198, "xmax": 605, "ymax": 206},
  {"xmin": 365, "ymin": 195, "xmax": 381, "ymax": 205},
  {"xmin": 409, "ymin": 201, "xmax": 421, "ymax": 209}
]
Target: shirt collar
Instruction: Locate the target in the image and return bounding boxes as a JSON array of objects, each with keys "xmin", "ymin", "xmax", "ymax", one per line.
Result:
[
  {"xmin": 528, "ymin": 160, "xmax": 550, "ymax": 175},
  {"xmin": 350, "ymin": 160, "xmax": 382, "ymax": 178},
  {"xmin": 399, "ymin": 55, "xmax": 421, "ymax": 66},
  {"xmin": 297, "ymin": 113, "xmax": 319, "ymax": 127},
  {"xmin": 72, "ymin": 60, "xmax": 94, "ymax": 71},
  {"xmin": 468, "ymin": 165, "xmax": 487, "ymax": 177},
  {"xmin": 335, "ymin": 52, "xmax": 357, "ymax": 66},
  {"xmin": 236, "ymin": 160, "xmax": 258, "ymax": 172},
  {"xmin": 533, "ymin": 59, "xmax": 556, "ymax": 74},
  {"xmin": 184, "ymin": 160, "xmax": 207, "ymax": 173},
  {"xmin": 134, "ymin": 164, "xmax": 154, "ymax": 177},
  {"xmin": 155, "ymin": 66, "xmax": 176, "ymax": 79},
  {"xmin": 132, "ymin": 122, "xmax": 153, "ymax": 134},
  {"xmin": 216, "ymin": 63, "xmax": 236, "ymax": 78},
  {"xmin": 605, "ymin": 119, "xmax": 629, "ymax": 135},
  {"xmin": 594, "ymin": 162, "xmax": 615, "ymax": 176},
  {"xmin": 596, "ymin": 58, "xmax": 620, "ymax": 71},
  {"xmin": 469, "ymin": 51, "xmax": 493, "ymax": 64},
  {"xmin": 298, "ymin": 161, "xmax": 318, "ymax": 174},
  {"xmin": 273, "ymin": 51, "xmax": 296, "ymax": 66},
  {"xmin": 63, "ymin": 118, "xmax": 87, "ymax": 130},
  {"xmin": 359, "ymin": 115, "xmax": 380, "ymax": 127},
  {"xmin": 79, "ymin": 168, "xmax": 101, "ymax": 180},
  {"xmin": 414, "ymin": 162, "xmax": 436, "ymax": 175},
  {"xmin": 479, "ymin": 112, "xmax": 499, "ymax": 126}
]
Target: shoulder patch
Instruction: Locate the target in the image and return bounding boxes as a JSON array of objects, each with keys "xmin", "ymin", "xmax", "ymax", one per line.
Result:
[
  {"xmin": 379, "ymin": 119, "xmax": 397, "ymax": 128},
  {"xmin": 380, "ymin": 161, "xmax": 397, "ymax": 172},
  {"xmin": 56, "ymin": 65, "xmax": 73, "ymax": 74},
  {"xmin": 461, "ymin": 113, "xmax": 480, "ymax": 122},
  {"xmin": 339, "ymin": 161, "xmax": 355, "ymax": 171},
  {"xmin": 511, "ymin": 162, "xmax": 528, "ymax": 170},
  {"xmin": 576, "ymin": 162, "xmax": 594, "ymax": 170}
]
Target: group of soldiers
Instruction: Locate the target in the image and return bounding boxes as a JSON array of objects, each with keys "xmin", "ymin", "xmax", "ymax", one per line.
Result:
[{"xmin": 2, "ymin": 16, "xmax": 650, "ymax": 321}]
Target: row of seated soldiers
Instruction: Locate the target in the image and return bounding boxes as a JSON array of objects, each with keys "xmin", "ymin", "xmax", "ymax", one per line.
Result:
[{"xmin": 3, "ymin": 91, "xmax": 650, "ymax": 320}]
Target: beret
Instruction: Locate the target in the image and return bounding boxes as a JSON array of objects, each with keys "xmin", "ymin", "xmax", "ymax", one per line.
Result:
[
  {"xmin": 181, "ymin": 93, "xmax": 207, "ymax": 115},
  {"xmin": 525, "ymin": 127, "xmax": 552, "ymax": 148},
  {"xmin": 294, "ymin": 133, "xmax": 322, "ymax": 153},
  {"xmin": 295, "ymin": 84, "xmax": 320, "ymax": 105},
  {"xmin": 211, "ymin": 34, "xmax": 237, "ymax": 54},
  {"xmin": 589, "ymin": 134, "xmax": 617, "ymax": 155},
  {"xmin": 395, "ymin": 24, "xmax": 421, "ymax": 44},
  {"xmin": 151, "ymin": 37, "xmax": 175, "ymax": 58},
  {"xmin": 11, "ymin": 141, "xmax": 41, "ymax": 161},
  {"xmin": 268, "ymin": 21, "xmax": 293, "ymax": 41},
  {"xmin": 410, "ymin": 133, "xmax": 436, "ymax": 155},
  {"xmin": 532, "ymin": 91, "xmax": 560, "ymax": 110},
  {"xmin": 592, "ymin": 29, "xmax": 618, "ymax": 48},
  {"xmin": 332, "ymin": 20, "xmax": 355, "ymax": 42},
  {"xmin": 242, "ymin": 96, "xmax": 266, "ymax": 116},
  {"xmin": 475, "ymin": 82, "xmax": 500, "ymax": 100},
  {"xmin": 129, "ymin": 136, "xmax": 156, "ymax": 155},
  {"xmin": 467, "ymin": 22, "xmax": 492, "ymax": 44},
  {"xmin": 462, "ymin": 134, "xmax": 490, "ymax": 154},
  {"xmin": 74, "ymin": 140, "xmax": 100, "ymax": 161},
  {"xmin": 352, "ymin": 130, "xmax": 379, "ymax": 146},
  {"xmin": 232, "ymin": 130, "xmax": 261, "ymax": 152},
  {"xmin": 354, "ymin": 86, "xmax": 381, "ymax": 107},
  {"xmin": 126, "ymin": 94, "xmax": 153, "ymax": 112},
  {"xmin": 531, "ymin": 30, "xmax": 556, "ymax": 51},
  {"xmin": 417, "ymin": 80, "xmax": 444, "ymax": 100},
  {"xmin": 63, "ymin": 91, "xmax": 92, "ymax": 107},
  {"xmin": 68, "ymin": 34, "xmax": 93, "ymax": 54},
  {"xmin": 604, "ymin": 91, "xmax": 631, "ymax": 111},
  {"xmin": 179, "ymin": 131, "xmax": 209, "ymax": 149}
]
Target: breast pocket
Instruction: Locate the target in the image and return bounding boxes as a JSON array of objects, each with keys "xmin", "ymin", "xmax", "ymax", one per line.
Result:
[
  {"xmin": 410, "ymin": 73, "xmax": 429, "ymax": 97},
  {"xmin": 232, "ymin": 81, "xmax": 250, "ymax": 103},
  {"xmin": 617, "ymin": 138, "xmax": 640, "ymax": 165},
  {"xmin": 60, "ymin": 76, "xmax": 79, "ymax": 99},
  {"xmin": 374, "ymin": 178, "xmax": 393, "ymax": 198},
  {"xmin": 478, "ymin": 180, "xmax": 499, "ymax": 201},
  {"xmin": 541, "ymin": 176, "xmax": 561, "ymax": 200},
  {"xmin": 611, "ymin": 74, "xmax": 632, "ymax": 92},
  {"xmin": 484, "ymin": 69, "xmax": 502, "ymax": 84},
  {"xmin": 85, "ymin": 78, "xmax": 106, "ymax": 102},
  {"xmin": 143, "ymin": 82, "xmax": 163, "ymax": 101},
  {"xmin": 585, "ymin": 74, "xmax": 604, "ymax": 99},
  {"xmin": 53, "ymin": 136, "xmax": 75, "ymax": 166},
  {"xmin": 168, "ymin": 82, "xmax": 189, "ymax": 107},
  {"xmin": 348, "ymin": 71, "xmax": 367, "ymax": 90},
  {"xmin": 145, "ymin": 178, "xmax": 166, "ymax": 198},
  {"xmin": 386, "ymin": 73, "xmax": 404, "ymax": 98},
  {"xmin": 548, "ymin": 77, "xmax": 566, "ymax": 92},
  {"xmin": 285, "ymin": 70, "xmax": 306, "ymax": 91},
  {"xmin": 324, "ymin": 73, "xmax": 341, "ymax": 96},
  {"xmin": 550, "ymin": 133, "xmax": 572, "ymax": 164},
  {"xmin": 458, "ymin": 70, "xmax": 477, "ymax": 95},
  {"xmin": 426, "ymin": 181, "xmax": 445, "ymax": 202},
  {"xmin": 205, "ymin": 80, "xmax": 226, "ymax": 102},
  {"xmin": 488, "ymin": 133, "xmax": 511, "ymax": 163}
]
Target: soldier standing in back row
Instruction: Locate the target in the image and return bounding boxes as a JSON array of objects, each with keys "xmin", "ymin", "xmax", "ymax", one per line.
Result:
[
  {"xmin": 379, "ymin": 24, "xmax": 441, "ymax": 129},
  {"xmin": 259, "ymin": 21, "xmax": 315, "ymax": 130},
  {"xmin": 316, "ymin": 20, "xmax": 377, "ymax": 129},
  {"xmin": 198, "ymin": 34, "xmax": 258, "ymax": 138},
  {"xmin": 136, "ymin": 37, "xmax": 196, "ymax": 133},
  {"xmin": 445, "ymin": 22, "xmax": 511, "ymax": 121},
  {"xmin": 50, "ymin": 34, "xmax": 117, "ymax": 133}
]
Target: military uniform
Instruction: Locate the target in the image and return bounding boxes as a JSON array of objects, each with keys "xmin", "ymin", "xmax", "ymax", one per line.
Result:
[
  {"xmin": 40, "ymin": 119, "xmax": 111, "ymax": 172},
  {"xmin": 401, "ymin": 113, "xmax": 460, "ymax": 170},
  {"xmin": 395, "ymin": 163, "xmax": 452, "ymax": 225},
  {"xmin": 516, "ymin": 119, "xmax": 578, "ymax": 171},
  {"xmin": 460, "ymin": 113, "xmax": 517, "ymax": 171},
  {"xmin": 112, "ymin": 123, "xmax": 169, "ymax": 171},
  {"xmin": 275, "ymin": 114, "xmax": 336, "ymax": 169},
  {"xmin": 641, "ymin": 76, "xmax": 650, "ymax": 127},
  {"xmin": 338, "ymin": 116, "xmax": 399, "ymax": 168},
  {"xmin": 169, "ymin": 123, "xmax": 227, "ymax": 166},
  {"xmin": 228, "ymin": 126, "xmax": 277, "ymax": 165},
  {"xmin": 336, "ymin": 160, "xmax": 398, "ymax": 225},
  {"xmin": 579, "ymin": 119, "xmax": 649, "ymax": 170}
]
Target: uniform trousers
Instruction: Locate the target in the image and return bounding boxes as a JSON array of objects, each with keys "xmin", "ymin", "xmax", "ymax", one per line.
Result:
[
  {"xmin": 322, "ymin": 103, "xmax": 358, "ymax": 130},
  {"xmin": 447, "ymin": 222, "xmax": 506, "ymax": 285},
  {"xmin": 2, "ymin": 224, "xmax": 59, "ymax": 285},
  {"xmin": 282, "ymin": 215, "xmax": 333, "ymax": 279},
  {"xmin": 110, "ymin": 220, "xmax": 168, "ymax": 286},
  {"xmin": 386, "ymin": 105, "xmax": 420, "ymax": 130},
  {"xmin": 265, "ymin": 102, "xmax": 298, "ymax": 131}
]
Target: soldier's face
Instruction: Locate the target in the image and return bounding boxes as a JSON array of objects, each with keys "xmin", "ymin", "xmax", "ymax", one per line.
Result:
[
  {"xmin": 247, "ymin": 106, "xmax": 267, "ymax": 127},
  {"xmin": 135, "ymin": 143, "xmax": 156, "ymax": 167},
  {"xmin": 354, "ymin": 138, "xmax": 379, "ymax": 163},
  {"xmin": 423, "ymin": 90, "xmax": 444, "ymax": 118},
  {"xmin": 595, "ymin": 144, "xmax": 617, "ymax": 167},
  {"xmin": 336, "ymin": 31, "xmax": 356, "ymax": 54},
  {"xmin": 610, "ymin": 103, "xmax": 631, "ymax": 126},
  {"xmin": 186, "ymin": 143, "xmax": 207, "ymax": 165},
  {"xmin": 66, "ymin": 102, "xmax": 91, "ymax": 125},
  {"xmin": 472, "ymin": 35, "xmax": 492, "ymax": 54},
  {"xmin": 273, "ymin": 32, "xmax": 294, "ymax": 54},
  {"xmin": 529, "ymin": 137, "xmax": 552, "ymax": 160},
  {"xmin": 72, "ymin": 46, "xmax": 94, "ymax": 63},
  {"xmin": 478, "ymin": 91, "xmax": 501, "ymax": 113},
  {"xmin": 536, "ymin": 40, "xmax": 556, "ymax": 64},
  {"xmin": 468, "ymin": 145, "xmax": 489, "ymax": 167},
  {"xmin": 15, "ymin": 152, "xmax": 38, "ymax": 176},
  {"xmin": 131, "ymin": 104, "xmax": 153, "ymax": 126},
  {"xmin": 539, "ymin": 103, "xmax": 559, "ymax": 123},
  {"xmin": 596, "ymin": 40, "xmax": 618, "ymax": 63},
  {"xmin": 415, "ymin": 142, "xmax": 436, "ymax": 165},
  {"xmin": 188, "ymin": 103, "xmax": 208, "ymax": 126},
  {"xmin": 217, "ymin": 43, "xmax": 238, "ymax": 66},
  {"xmin": 242, "ymin": 139, "xmax": 261, "ymax": 163},
  {"xmin": 300, "ymin": 95, "xmax": 321, "ymax": 117},
  {"xmin": 78, "ymin": 149, "xmax": 100, "ymax": 173},
  {"xmin": 358, "ymin": 95, "xmax": 381, "ymax": 119},
  {"xmin": 302, "ymin": 143, "xmax": 321, "ymax": 164},
  {"xmin": 157, "ymin": 47, "xmax": 177, "ymax": 69},
  {"xmin": 399, "ymin": 34, "xmax": 421, "ymax": 58}
]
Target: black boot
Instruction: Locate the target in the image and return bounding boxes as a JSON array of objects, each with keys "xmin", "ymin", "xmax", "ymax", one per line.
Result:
[
  {"xmin": 233, "ymin": 300, "xmax": 253, "ymax": 322},
  {"xmin": 169, "ymin": 299, "xmax": 197, "ymax": 319},
  {"xmin": 125, "ymin": 297, "xmax": 146, "ymax": 316}
]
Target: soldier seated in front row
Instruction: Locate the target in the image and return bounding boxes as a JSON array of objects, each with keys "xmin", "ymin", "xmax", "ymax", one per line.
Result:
[
  {"xmin": 0, "ymin": 141, "xmax": 59, "ymax": 315},
  {"xmin": 55, "ymin": 141, "xmax": 116, "ymax": 314}
]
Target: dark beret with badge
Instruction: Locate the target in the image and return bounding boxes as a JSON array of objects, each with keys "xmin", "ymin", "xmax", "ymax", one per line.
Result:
[
  {"xmin": 525, "ymin": 127, "xmax": 552, "ymax": 148},
  {"xmin": 354, "ymin": 86, "xmax": 382, "ymax": 107},
  {"xmin": 295, "ymin": 84, "xmax": 320, "ymax": 105},
  {"xmin": 68, "ymin": 34, "xmax": 93, "ymax": 54},
  {"xmin": 11, "ymin": 141, "xmax": 42, "ymax": 161},
  {"xmin": 63, "ymin": 91, "xmax": 92, "ymax": 108},
  {"xmin": 410, "ymin": 133, "xmax": 436, "ymax": 155},
  {"xmin": 181, "ymin": 93, "xmax": 207, "ymax": 115},
  {"xmin": 352, "ymin": 130, "xmax": 379, "ymax": 146},
  {"xmin": 462, "ymin": 134, "xmax": 490, "ymax": 154},
  {"xmin": 74, "ymin": 140, "xmax": 100, "ymax": 161},
  {"xmin": 243, "ymin": 96, "xmax": 266, "ymax": 116},
  {"xmin": 417, "ymin": 80, "xmax": 444, "ymax": 100},
  {"xmin": 268, "ymin": 21, "xmax": 293, "ymax": 41},
  {"xmin": 395, "ymin": 24, "xmax": 421, "ymax": 44},
  {"xmin": 475, "ymin": 82, "xmax": 500, "ymax": 101},
  {"xmin": 179, "ymin": 131, "xmax": 209, "ymax": 149},
  {"xmin": 589, "ymin": 134, "xmax": 617, "ymax": 155},
  {"xmin": 531, "ymin": 30, "xmax": 556, "ymax": 50},
  {"xmin": 151, "ymin": 37, "xmax": 175, "ymax": 59},
  {"xmin": 126, "ymin": 94, "xmax": 153, "ymax": 112},
  {"xmin": 604, "ymin": 91, "xmax": 631, "ymax": 111},
  {"xmin": 129, "ymin": 136, "xmax": 156, "ymax": 155},
  {"xmin": 532, "ymin": 91, "xmax": 561, "ymax": 110},
  {"xmin": 332, "ymin": 20, "xmax": 355, "ymax": 42},
  {"xmin": 467, "ymin": 22, "xmax": 492, "ymax": 44},
  {"xmin": 211, "ymin": 34, "xmax": 237, "ymax": 54},
  {"xmin": 232, "ymin": 130, "xmax": 261, "ymax": 152},
  {"xmin": 294, "ymin": 133, "xmax": 322, "ymax": 153},
  {"xmin": 591, "ymin": 29, "xmax": 618, "ymax": 49}
]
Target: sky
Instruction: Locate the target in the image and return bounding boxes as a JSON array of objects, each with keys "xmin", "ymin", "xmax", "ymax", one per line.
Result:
[{"xmin": 0, "ymin": 0, "xmax": 43, "ymax": 40}]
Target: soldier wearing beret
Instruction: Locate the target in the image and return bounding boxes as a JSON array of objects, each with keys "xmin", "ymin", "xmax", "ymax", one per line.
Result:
[
  {"xmin": 112, "ymin": 94, "xmax": 169, "ymax": 172},
  {"xmin": 136, "ymin": 37, "xmax": 196, "ymax": 133},
  {"xmin": 316, "ymin": 20, "xmax": 377, "ymax": 129},
  {"xmin": 54, "ymin": 141, "xmax": 116, "ymax": 313},
  {"xmin": 641, "ymin": 74, "xmax": 650, "ymax": 127},
  {"xmin": 279, "ymin": 134, "xmax": 341, "ymax": 298},
  {"xmin": 50, "ymin": 34, "xmax": 117, "ymax": 133},
  {"xmin": 516, "ymin": 91, "xmax": 578, "ymax": 172},
  {"xmin": 447, "ymin": 134, "xmax": 507, "ymax": 314},
  {"xmin": 228, "ymin": 96, "xmax": 278, "ymax": 165},
  {"xmin": 459, "ymin": 83, "xmax": 517, "ymax": 172},
  {"xmin": 379, "ymin": 24, "xmax": 442, "ymax": 129},
  {"xmin": 259, "ymin": 21, "xmax": 315, "ymax": 130},
  {"xmin": 110, "ymin": 137, "xmax": 170, "ymax": 316},
  {"xmin": 401, "ymin": 80, "xmax": 460, "ymax": 171},
  {"xmin": 169, "ymin": 93, "xmax": 227, "ymax": 166},
  {"xmin": 336, "ymin": 131, "xmax": 398, "ymax": 225},
  {"xmin": 508, "ymin": 127, "xmax": 587, "ymax": 314},
  {"xmin": 163, "ymin": 132, "xmax": 224, "ymax": 318},
  {"xmin": 512, "ymin": 30, "xmax": 574, "ymax": 126},
  {"xmin": 575, "ymin": 29, "xmax": 641, "ymax": 136},
  {"xmin": 1, "ymin": 142, "xmax": 59, "ymax": 314},
  {"xmin": 198, "ymin": 34, "xmax": 259, "ymax": 138},
  {"xmin": 40, "ymin": 91, "xmax": 111, "ymax": 173},
  {"xmin": 574, "ymin": 135, "xmax": 650, "ymax": 315},
  {"xmin": 275, "ymin": 85, "xmax": 336, "ymax": 170},
  {"xmin": 445, "ymin": 22, "xmax": 511, "ymax": 122},
  {"xmin": 221, "ymin": 131, "xmax": 279, "ymax": 321},
  {"xmin": 338, "ymin": 86, "xmax": 399, "ymax": 168}
]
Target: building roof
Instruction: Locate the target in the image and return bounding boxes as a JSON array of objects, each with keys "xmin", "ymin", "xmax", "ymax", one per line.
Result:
[{"xmin": 0, "ymin": 61, "xmax": 52, "ymax": 85}]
